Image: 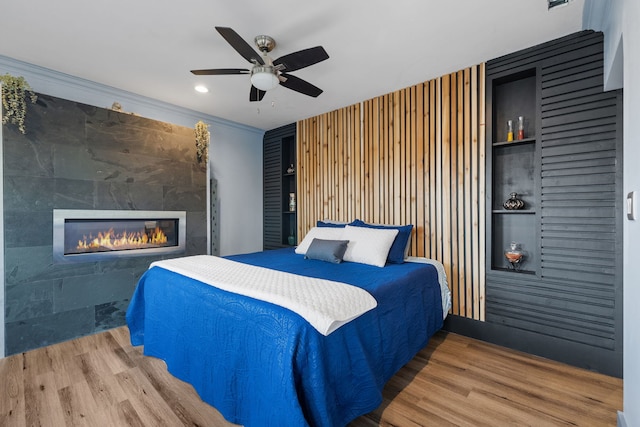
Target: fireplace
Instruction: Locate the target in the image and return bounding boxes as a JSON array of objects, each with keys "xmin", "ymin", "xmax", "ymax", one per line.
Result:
[{"xmin": 53, "ymin": 209, "xmax": 187, "ymax": 263}]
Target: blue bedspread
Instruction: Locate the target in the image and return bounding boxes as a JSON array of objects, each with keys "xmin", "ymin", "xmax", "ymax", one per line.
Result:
[{"xmin": 126, "ymin": 248, "xmax": 443, "ymax": 427}]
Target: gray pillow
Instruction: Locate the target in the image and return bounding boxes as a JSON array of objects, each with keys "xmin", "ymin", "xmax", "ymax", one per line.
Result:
[{"xmin": 304, "ymin": 238, "xmax": 349, "ymax": 264}]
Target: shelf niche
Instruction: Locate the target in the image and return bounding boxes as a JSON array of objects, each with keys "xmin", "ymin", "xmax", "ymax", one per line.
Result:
[
  {"xmin": 492, "ymin": 69, "xmax": 536, "ymax": 143},
  {"xmin": 489, "ymin": 68, "xmax": 538, "ymax": 275},
  {"xmin": 281, "ymin": 134, "xmax": 297, "ymax": 246}
]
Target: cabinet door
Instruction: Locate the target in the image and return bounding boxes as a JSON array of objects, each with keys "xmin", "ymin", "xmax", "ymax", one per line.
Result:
[
  {"xmin": 263, "ymin": 137, "xmax": 283, "ymax": 249},
  {"xmin": 263, "ymin": 123, "xmax": 296, "ymax": 250}
]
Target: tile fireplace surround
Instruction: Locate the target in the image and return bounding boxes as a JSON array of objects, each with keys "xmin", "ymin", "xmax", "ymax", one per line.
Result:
[{"xmin": 2, "ymin": 93, "xmax": 207, "ymax": 355}]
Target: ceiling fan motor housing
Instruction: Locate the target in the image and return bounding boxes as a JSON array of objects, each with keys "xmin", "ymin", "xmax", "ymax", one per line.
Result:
[{"xmin": 254, "ymin": 35, "xmax": 276, "ymax": 53}]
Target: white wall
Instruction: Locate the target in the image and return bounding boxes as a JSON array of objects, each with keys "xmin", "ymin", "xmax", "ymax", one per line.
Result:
[
  {"xmin": 0, "ymin": 56, "xmax": 265, "ymax": 356},
  {"xmin": 583, "ymin": 0, "xmax": 624, "ymax": 91},
  {"xmin": 210, "ymin": 122, "xmax": 264, "ymax": 256},
  {"xmin": 0, "ymin": 101, "xmax": 4, "ymax": 358},
  {"xmin": 585, "ymin": 1, "xmax": 640, "ymax": 425},
  {"xmin": 621, "ymin": 1, "xmax": 640, "ymax": 424}
]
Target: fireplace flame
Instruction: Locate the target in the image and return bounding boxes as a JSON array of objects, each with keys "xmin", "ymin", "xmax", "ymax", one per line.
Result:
[{"xmin": 77, "ymin": 226, "xmax": 168, "ymax": 251}]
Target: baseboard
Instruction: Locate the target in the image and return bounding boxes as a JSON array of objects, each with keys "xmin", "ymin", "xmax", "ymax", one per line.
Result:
[
  {"xmin": 443, "ymin": 315, "xmax": 622, "ymax": 378},
  {"xmin": 617, "ymin": 411, "xmax": 627, "ymax": 427}
]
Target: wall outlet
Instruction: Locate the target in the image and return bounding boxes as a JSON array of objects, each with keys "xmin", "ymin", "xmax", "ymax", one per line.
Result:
[{"xmin": 627, "ymin": 191, "xmax": 637, "ymax": 220}]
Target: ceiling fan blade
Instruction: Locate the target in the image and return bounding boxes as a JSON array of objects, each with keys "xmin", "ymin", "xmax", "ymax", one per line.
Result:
[
  {"xmin": 280, "ymin": 73, "xmax": 323, "ymax": 98},
  {"xmin": 250, "ymin": 85, "xmax": 266, "ymax": 102},
  {"xmin": 215, "ymin": 26, "xmax": 264, "ymax": 65},
  {"xmin": 191, "ymin": 68, "xmax": 250, "ymax": 75},
  {"xmin": 274, "ymin": 46, "xmax": 329, "ymax": 72}
]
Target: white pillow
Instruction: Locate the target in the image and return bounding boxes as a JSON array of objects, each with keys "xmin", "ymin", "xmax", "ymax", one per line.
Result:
[
  {"xmin": 341, "ymin": 225, "xmax": 399, "ymax": 267},
  {"xmin": 295, "ymin": 227, "xmax": 346, "ymax": 255}
]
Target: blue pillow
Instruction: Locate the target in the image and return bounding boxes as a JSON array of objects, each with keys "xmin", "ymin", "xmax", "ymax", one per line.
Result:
[
  {"xmin": 350, "ymin": 220, "xmax": 413, "ymax": 264},
  {"xmin": 304, "ymin": 238, "xmax": 349, "ymax": 264},
  {"xmin": 316, "ymin": 220, "xmax": 348, "ymax": 228}
]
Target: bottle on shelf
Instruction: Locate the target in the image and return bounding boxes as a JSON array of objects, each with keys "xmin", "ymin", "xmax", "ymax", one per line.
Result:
[
  {"xmin": 507, "ymin": 120, "xmax": 514, "ymax": 142},
  {"xmin": 517, "ymin": 116, "xmax": 525, "ymax": 140},
  {"xmin": 289, "ymin": 193, "xmax": 296, "ymax": 212}
]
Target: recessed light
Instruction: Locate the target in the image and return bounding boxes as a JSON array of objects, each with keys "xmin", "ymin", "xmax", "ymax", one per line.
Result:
[{"xmin": 195, "ymin": 85, "xmax": 209, "ymax": 93}]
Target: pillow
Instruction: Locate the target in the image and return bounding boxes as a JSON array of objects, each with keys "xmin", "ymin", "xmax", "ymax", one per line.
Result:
[
  {"xmin": 316, "ymin": 220, "xmax": 348, "ymax": 228},
  {"xmin": 304, "ymin": 238, "xmax": 349, "ymax": 263},
  {"xmin": 295, "ymin": 227, "xmax": 346, "ymax": 255},
  {"xmin": 350, "ymin": 219, "xmax": 413, "ymax": 264},
  {"xmin": 316, "ymin": 219, "xmax": 359, "ymax": 228},
  {"xmin": 340, "ymin": 225, "xmax": 399, "ymax": 267}
]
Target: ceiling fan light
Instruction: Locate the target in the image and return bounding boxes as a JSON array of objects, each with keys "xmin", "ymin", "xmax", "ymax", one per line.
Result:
[{"xmin": 250, "ymin": 66, "xmax": 279, "ymax": 91}]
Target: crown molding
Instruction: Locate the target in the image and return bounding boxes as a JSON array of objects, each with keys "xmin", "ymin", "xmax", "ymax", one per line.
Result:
[{"xmin": 0, "ymin": 55, "xmax": 264, "ymax": 136}]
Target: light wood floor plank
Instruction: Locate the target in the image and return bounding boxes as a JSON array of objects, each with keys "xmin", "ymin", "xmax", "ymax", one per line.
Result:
[
  {"xmin": 59, "ymin": 381, "xmax": 100, "ymax": 427},
  {"xmin": 114, "ymin": 367, "xmax": 185, "ymax": 427},
  {"xmin": 0, "ymin": 354, "xmax": 25, "ymax": 427},
  {"xmin": 0, "ymin": 327, "xmax": 621, "ymax": 426}
]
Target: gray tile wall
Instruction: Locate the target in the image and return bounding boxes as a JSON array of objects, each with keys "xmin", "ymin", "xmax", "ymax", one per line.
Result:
[{"xmin": 3, "ymin": 93, "xmax": 207, "ymax": 354}]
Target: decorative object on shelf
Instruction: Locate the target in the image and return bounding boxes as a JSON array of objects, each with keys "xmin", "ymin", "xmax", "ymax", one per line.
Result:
[
  {"xmin": 194, "ymin": 120, "xmax": 210, "ymax": 164},
  {"xmin": 0, "ymin": 73, "xmax": 37, "ymax": 134},
  {"xmin": 503, "ymin": 192, "xmax": 525, "ymax": 210},
  {"xmin": 507, "ymin": 119, "xmax": 514, "ymax": 142},
  {"xmin": 109, "ymin": 101, "xmax": 138, "ymax": 116},
  {"xmin": 288, "ymin": 222, "xmax": 296, "ymax": 245},
  {"xmin": 289, "ymin": 192, "xmax": 296, "ymax": 212},
  {"xmin": 504, "ymin": 242, "xmax": 524, "ymax": 270},
  {"xmin": 287, "ymin": 164, "xmax": 295, "ymax": 174},
  {"xmin": 517, "ymin": 116, "xmax": 525, "ymax": 140}
]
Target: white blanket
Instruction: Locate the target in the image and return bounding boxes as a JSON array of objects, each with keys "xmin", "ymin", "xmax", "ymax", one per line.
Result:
[
  {"xmin": 406, "ymin": 256, "xmax": 452, "ymax": 319},
  {"xmin": 150, "ymin": 255, "xmax": 378, "ymax": 336}
]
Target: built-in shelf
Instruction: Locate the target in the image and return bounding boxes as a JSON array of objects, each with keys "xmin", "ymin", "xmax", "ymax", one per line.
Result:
[
  {"xmin": 492, "ymin": 210, "xmax": 536, "ymax": 214},
  {"xmin": 488, "ymin": 68, "xmax": 538, "ymax": 273},
  {"xmin": 491, "ymin": 267, "xmax": 536, "ymax": 275},
  {"xmin": 493, "ymin": 137, "xmax": 536, "ymax": 147},
  {"xmin": 480, "ymin": 30, "xmax": 622, "ymax": 378}
]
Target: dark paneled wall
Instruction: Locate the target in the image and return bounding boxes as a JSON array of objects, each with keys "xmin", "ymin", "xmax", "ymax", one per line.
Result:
[
  {"xmin": 3, "ymin": 93, "xmax": 207, "ymax": 354},
  {"xmin": 263, "ymin": 123, "xmax": 296, "ymax": 250},
  {"xmin": 447, "ymin": 31, "xmax": 623, "ymax": 377}
]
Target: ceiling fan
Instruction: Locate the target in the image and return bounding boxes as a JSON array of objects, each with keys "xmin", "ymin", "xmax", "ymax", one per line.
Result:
[{"xmin": 191, "ymin": 26, "xmax": 330, "ymax": 102}]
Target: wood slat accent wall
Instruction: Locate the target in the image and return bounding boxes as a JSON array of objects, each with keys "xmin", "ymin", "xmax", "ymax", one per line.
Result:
[{"xmin": 297, "ymin": 64, "xmax": 486, "ymax": 320}]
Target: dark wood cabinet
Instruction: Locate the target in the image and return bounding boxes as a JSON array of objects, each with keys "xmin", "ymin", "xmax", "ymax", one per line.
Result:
[{"xmin": 263, "ymin": 123, "xmax": 297, "ymax": 250}]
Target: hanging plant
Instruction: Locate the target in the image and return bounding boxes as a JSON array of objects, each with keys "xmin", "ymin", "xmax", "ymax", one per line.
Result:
[
  {"xmin": 194, "ymin": 120, "xmax": 210, "ymax": 163},
  {"xmin": 0, "ymin": 73, "xmax": 37, "ymax": 134}
]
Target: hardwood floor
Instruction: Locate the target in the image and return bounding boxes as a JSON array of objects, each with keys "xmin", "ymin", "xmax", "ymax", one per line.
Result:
[{"xmin": 0, "ymin": 327, "xmax": 621, "ymax": 426}]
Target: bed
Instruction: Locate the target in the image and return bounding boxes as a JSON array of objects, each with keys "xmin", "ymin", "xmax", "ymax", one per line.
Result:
[{"xmin": 126, "ymin": 224, "xmax": 450, "ymax": 427}]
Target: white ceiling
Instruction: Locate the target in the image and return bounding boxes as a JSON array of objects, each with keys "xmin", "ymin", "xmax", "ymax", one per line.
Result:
[{"xmin": 0, "ymin": 0, "xmax": 585, "ymax": 131}]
